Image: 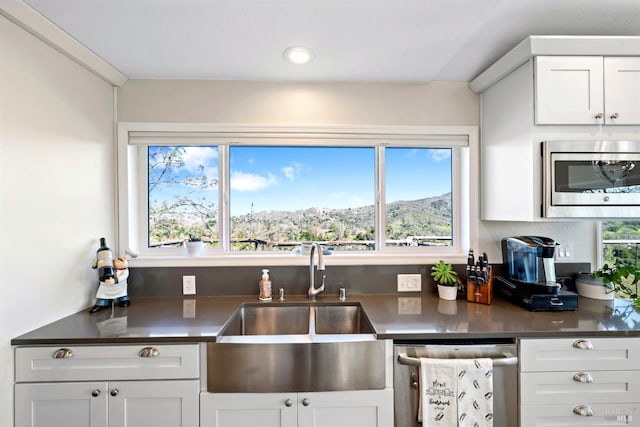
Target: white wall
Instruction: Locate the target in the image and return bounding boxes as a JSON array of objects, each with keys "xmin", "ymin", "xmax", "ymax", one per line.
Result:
[{"xmin": 0, "ymin": 16, "xmax": 115, "ymax": 427}]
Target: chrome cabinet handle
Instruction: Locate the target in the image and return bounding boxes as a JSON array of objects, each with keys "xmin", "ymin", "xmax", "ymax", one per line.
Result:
[
  {"xmin": 573, "ymin": 339, "xmax": 593, "ymax": 350},
  {"xmin": 594, "ymin": 113, "xmax": 604, "ymax": 119},
  {"xmin": 573, "ymin": 372, "xmax": 594, "ymax": 383},
  {"xmin": 302, "ymin": 398, "xmax": 310, "ymax": 406},
  {"xmin": 110, "ymin": 388, "xmax": 119, "ymax": 397},
  {"xmin": 91, "ymin": 389, "xmax": 101, "ymax": 397},
  {"xmin": 610, "ymin": 112, "xmax": 619, "ymax": 119},
  {"xmin": 284, "ymin": 399, "xmax": 293, "ymax": 407},
  {"xmin": 573, "ymin": 405, "xmax": 594, "ymax": 416},
  {"xmin": 52, "ymin": 348, "xmax": 74, "ymax": 359},
  {"xmin": 138, "ymin": 346, "xmax": 160, "ymax": 357}
]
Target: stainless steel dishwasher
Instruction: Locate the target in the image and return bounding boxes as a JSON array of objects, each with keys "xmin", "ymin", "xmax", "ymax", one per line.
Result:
[{"xmin": 394, "ymin": 340, "xmax": 518, "ymax": 427}]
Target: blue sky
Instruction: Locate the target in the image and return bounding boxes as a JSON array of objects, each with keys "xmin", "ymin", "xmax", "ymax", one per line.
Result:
[{"xmin": 149, "ymin": 146, "xmax": 452, "ymax": 216}]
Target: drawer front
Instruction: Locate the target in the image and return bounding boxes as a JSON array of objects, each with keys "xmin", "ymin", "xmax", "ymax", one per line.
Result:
[
  {"xmin": 521, "ymin": 403, "xmax": 640, "ymax": 427},
  {"xmin": 521, "ymin": 371, "xmax": 640, "ymax": 404},
  {"xmin": 519, "ymin": 337, "xmax": 640, "ymax": 372},
  {"xmin": 15, "ymin": 344, "xmax": 199, "ymax": 382}
]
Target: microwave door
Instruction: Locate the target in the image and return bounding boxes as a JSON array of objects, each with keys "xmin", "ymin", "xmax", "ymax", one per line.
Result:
[{"xmin": 552, "ymin": 153, "xmax": 640, "ymax": 206}]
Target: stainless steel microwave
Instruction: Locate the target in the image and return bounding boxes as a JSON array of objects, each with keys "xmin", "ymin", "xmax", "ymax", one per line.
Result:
[{"xmin": 542, "ymin": 140, "xmax": 640, "ymax": 218}]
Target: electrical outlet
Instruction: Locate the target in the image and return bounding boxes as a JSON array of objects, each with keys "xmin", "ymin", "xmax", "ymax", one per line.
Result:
[
  {"xmin": 397, "ymin": 274, "xmax": 422, "ymax": 292},
  {"xmin": 182, "ymin": 275, "xmax": 196, "ymax": 295},
  {"xmin": 555, "ymin": 244, "xmax": 574, "ymax": 261}
]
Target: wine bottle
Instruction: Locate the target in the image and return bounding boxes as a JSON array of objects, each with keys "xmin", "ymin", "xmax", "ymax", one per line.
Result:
[{"xmin": 96, "ymin": 237, "xmax": 116, "ymax": 283}]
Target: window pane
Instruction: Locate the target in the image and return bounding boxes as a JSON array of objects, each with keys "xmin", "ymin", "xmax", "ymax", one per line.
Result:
[
  {"xmin": 148, "ymin": 146, "xmax": 219, "ymax": 247},
  {"xmin": 602, "ymin": 220, "xmax": 640, "ymax": 298},
  {"xmin": 229, "ymin": 146, "xmax": 375, "ymax": 251},
  {"xmin": 385, "ymin": 147, "xmax": 452, "ymax": 247}
]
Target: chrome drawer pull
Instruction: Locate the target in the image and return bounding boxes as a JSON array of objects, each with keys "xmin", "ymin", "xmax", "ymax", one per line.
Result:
[
  {"xmin": 138, "ymin": 346, "xmax": 160, "ymax": 357},
  {"xmin": 91, "ymin": 389, "xmax": 101, "ymax": 397},
  {"xmin": 573, "ymin": 372, "xmax": 594, "ymax": 383},
  {"xmin": 573, "ymin": 405, "xmax": 594, "ymax": 417},
  {"xmin": 285, "ymin": 399, "xmax": 293, "ymax": 407},
  {"xmin": 572, "ymin": 339, "xmax": 593, "ymax": 350},
  {"xmin": 52, "ymin": 348, "xmax": 74, "ymax": 359}
]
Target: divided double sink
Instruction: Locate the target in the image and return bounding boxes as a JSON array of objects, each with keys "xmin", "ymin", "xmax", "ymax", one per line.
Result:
[
  {"xmin": 217, "ymin": 303, "xmax": 376, "ymax": 342},
  {"xmin": 207, "ymin": 303, "xmax": 388, "ymax": 393}
]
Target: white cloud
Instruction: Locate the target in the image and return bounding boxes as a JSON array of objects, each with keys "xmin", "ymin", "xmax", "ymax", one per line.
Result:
[
  {"xmin": 430, "ymin": 149, "xmax": 451, "ymax": 162},
  {"xmin": 231, "ymin": 171, "xmax": 278, "ymax": 191},
  {"xmin": 182, "ymin": 147, "xmax": 218, "ymax": 172},
  {"xmin": 281, "ymin": 162, "xmax": 303, "ymax": 181}
]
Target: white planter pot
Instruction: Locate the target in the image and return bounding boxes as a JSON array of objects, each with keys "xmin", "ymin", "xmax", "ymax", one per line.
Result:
[
  {"xmin": 575, "ymin": 274, "xmax": 614, "ymax": 300},
  {"xmin": 185, "ymin": 240, "xmax": 204, "ymax": 256},
  {"xmin": 437, "ymin": 284, "xmax": 458, "ymax": 301}
]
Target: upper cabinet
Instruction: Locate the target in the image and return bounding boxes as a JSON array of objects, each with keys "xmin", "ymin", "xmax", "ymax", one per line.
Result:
[
  {"xmin": 470, "ymin": 36, "xmax": 640, "ymax": 221},
  {"xmin": 535, "ymin": 56, "xmax": 640, "ymax": 125}
]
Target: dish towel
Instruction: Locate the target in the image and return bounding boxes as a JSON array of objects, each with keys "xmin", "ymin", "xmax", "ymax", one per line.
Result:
[
  {"xmin": 418, "ymin": 357, "xmax": 458, "ymax": 426},
  {"xmin": 456, "ymin": 358, "xmax": 493, "ymax": 427},
  {"xmin": 418, "ymin": 358, "xmax": 493, "ymax": 427}
]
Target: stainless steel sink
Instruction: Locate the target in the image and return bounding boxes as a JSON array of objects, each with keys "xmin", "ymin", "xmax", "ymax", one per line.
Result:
[
  {"xmin": 209, "ymin": 302, "xmax": 389, "ymax": 393},
  {"xmin": 220, "ymin": 305, "xmax": 310, "ymax": 336},
  {"xmin": 314, "ymin": 304, "xmax": 375, "ymax": 335}
]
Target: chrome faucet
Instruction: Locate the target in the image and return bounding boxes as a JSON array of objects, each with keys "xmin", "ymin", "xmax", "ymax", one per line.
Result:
[{"xmin": 308, "ymin": 242, "xmax": 325, "ymax": 300}]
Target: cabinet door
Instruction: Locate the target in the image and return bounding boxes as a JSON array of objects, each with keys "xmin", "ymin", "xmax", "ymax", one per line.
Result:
[
  {"xmin": 15, "ymin": 382, "xmax": 108, "ymax": 427},
  {"xmin": 535, "ymin": 56, "xmax": 604, "ymax": 124},
  {"xmin": 604, "ymin": 57, "xmax": 640, "ymax": 124},
  {"xmin": 200, "ymin": 393, "xmax": 297, "ymax": 427},
  {"xmin": 108, "ymin": 380, "xmax": 199, "ymax": 427},
  {"xmin": 298, "ymin": 389, "xmax": 393, "ymax": 427}
]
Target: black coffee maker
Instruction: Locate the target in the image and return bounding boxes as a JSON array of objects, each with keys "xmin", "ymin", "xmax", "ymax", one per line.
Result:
[{"xmin": 496, "ymin": 236, "xmax": 578, "ymax": 311}]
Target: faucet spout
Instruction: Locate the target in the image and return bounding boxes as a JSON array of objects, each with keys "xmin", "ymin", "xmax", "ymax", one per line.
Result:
[{"xmin": 308, "ymin": 242, "xmax": 325, "ymax": 300}]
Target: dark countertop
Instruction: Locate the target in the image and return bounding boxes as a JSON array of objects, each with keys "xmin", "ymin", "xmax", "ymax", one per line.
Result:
[{"xmin": 11, "ymin": 294, "xmax": 640, "ymax": 345}]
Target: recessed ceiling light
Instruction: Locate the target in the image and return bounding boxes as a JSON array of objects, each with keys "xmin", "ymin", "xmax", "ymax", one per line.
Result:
[{"xmin": 283, "ymin": 46, "xmax": 314, "ymax": 65}]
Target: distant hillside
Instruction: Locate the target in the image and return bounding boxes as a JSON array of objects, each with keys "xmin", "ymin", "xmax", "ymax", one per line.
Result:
[{"xmin": 230, "ymin": 193, "xmax": 452, "ymax": 245}]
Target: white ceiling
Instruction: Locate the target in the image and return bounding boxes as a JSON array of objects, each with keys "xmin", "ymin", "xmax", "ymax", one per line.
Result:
[{"xmin": 23, "ymin": 0, "xmax": 640, "ymax": 83}]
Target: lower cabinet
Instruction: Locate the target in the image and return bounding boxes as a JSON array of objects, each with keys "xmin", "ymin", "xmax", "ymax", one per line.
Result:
[
  {"xmin": 201, "ymin": 389, "xmax": 394, "ymax": 427},
  {"xmin": 14, "ymin": 344, "xmax": 201, "ymax": 427},
  {"xmin": 15, "ymin": 380, "xmax": 199, "ymax": 427},
  {"xmin": 519, "ymin": 337, "xmax": 640, "ymax": 426}
]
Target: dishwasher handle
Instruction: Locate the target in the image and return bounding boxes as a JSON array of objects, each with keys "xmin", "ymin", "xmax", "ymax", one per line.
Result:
[{"xmin": 397, "ymin": 352, "xmax": 518, "ymax": 367}]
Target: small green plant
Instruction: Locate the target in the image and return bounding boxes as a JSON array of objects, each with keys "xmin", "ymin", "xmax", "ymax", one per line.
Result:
[
  {"xmin": 187, "ymin": 233, "xmax": 202, "ymax": 242},
  {"xmin": 431, "ymin": 260, "xmax": 458, "ymax": 287},
  {"xmin": 593, "ymin": 262, "xmax": 640, "ymax": 307}
]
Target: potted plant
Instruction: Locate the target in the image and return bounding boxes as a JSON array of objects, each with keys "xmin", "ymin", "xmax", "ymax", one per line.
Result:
[
  {"xmin": 591, "ymin": 262, "xmax": 640, "ymax": 307},
  {"xmin": 185, "ymin": 233, "xmax": 204, "ymax": 256},
  {"xmin": 431, "ymin": 260, "xmax": 459, "ymax": 300}
]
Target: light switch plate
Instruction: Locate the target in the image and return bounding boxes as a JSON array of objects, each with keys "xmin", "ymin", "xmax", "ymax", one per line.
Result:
[
  {"xmin": 397, "ymin": 274, "xmax": 422, "ymax": 292},
  {"xmin": 182, "ymin": 275, "xmax": 196, "ymax": 295}
]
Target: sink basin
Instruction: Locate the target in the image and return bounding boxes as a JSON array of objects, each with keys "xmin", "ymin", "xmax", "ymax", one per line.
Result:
[
  {"xmin": 221, "ymin": 305, "xmax": 310, "ymax": 336},
  {"xmin": 209, "ymin": 302, "xmax": 388, "ymax": 393},
  {"xmin": 314, "ymin": 304, "xmax": 375, "ymax": 335}
]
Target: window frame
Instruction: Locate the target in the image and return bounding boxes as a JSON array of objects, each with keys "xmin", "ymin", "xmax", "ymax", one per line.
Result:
[{"xmin": 117, "ymin": 123, "xmax": 479, "ymax": 267}]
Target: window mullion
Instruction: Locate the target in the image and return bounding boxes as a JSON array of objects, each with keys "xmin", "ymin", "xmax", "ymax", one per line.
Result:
[
  {"xmin": 219, "ymin": 144, "xmax": 230, "ymax": 251},
  {"xmin": 376, "ymin": 145, "xmax": 386, "ymax": 252}
]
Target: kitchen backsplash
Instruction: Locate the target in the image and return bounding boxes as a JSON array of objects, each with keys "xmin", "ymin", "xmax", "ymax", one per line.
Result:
[{"xmin": 127, "ymin": 263, "xmax": 590, "ymax": 297}]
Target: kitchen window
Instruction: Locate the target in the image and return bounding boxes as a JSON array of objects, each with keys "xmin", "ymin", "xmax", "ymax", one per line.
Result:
[{"xmin": 118, "ymin": 124, "xmax": 478, "ymax": 266}]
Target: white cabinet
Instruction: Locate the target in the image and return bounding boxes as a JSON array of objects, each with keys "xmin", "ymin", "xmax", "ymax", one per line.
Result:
[
  {"xmin": 14, "ymin": 344, "xmax": 200, "ymax": 427},
  {"xmin": 201, "ymin": 389, "xmax": 393, "ymax": 427},
  {"xmin": 535, "ymin": 56, "xmax": 640, "ymax": 125},
  {"xmin": 519, "ymin": 337, "xmax": 640, "ymax": 426},
  {"xmin": 472, "ymin": 36, "xmax": 640, "ymax": 221}
]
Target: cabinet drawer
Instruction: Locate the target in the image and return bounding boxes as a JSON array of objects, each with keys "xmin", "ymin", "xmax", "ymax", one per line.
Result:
[
  {"xmin": 521, "ymin": 403, "xmax": 639, "ymax": 427},
  {"xmin": 521, "ymin": 371, "xmax": 640, "ymax": 405},
  {"xmin": 15, "ymin": 344, "xmax": 199, "ymax": 382},
  {"xmin": 519, "ymin": 337, "xmax": 640, "ymax": 372}
]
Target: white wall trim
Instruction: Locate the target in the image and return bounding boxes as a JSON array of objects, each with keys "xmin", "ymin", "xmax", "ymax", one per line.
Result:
[{"xmin": 0, "ymin": 0, "xmax": 128, "ymax": 86}]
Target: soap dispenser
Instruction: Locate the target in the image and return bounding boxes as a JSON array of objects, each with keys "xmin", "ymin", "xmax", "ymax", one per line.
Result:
[{"xmin": 258, "ymin": 269, "xmax": 272, "ymax": 302}]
